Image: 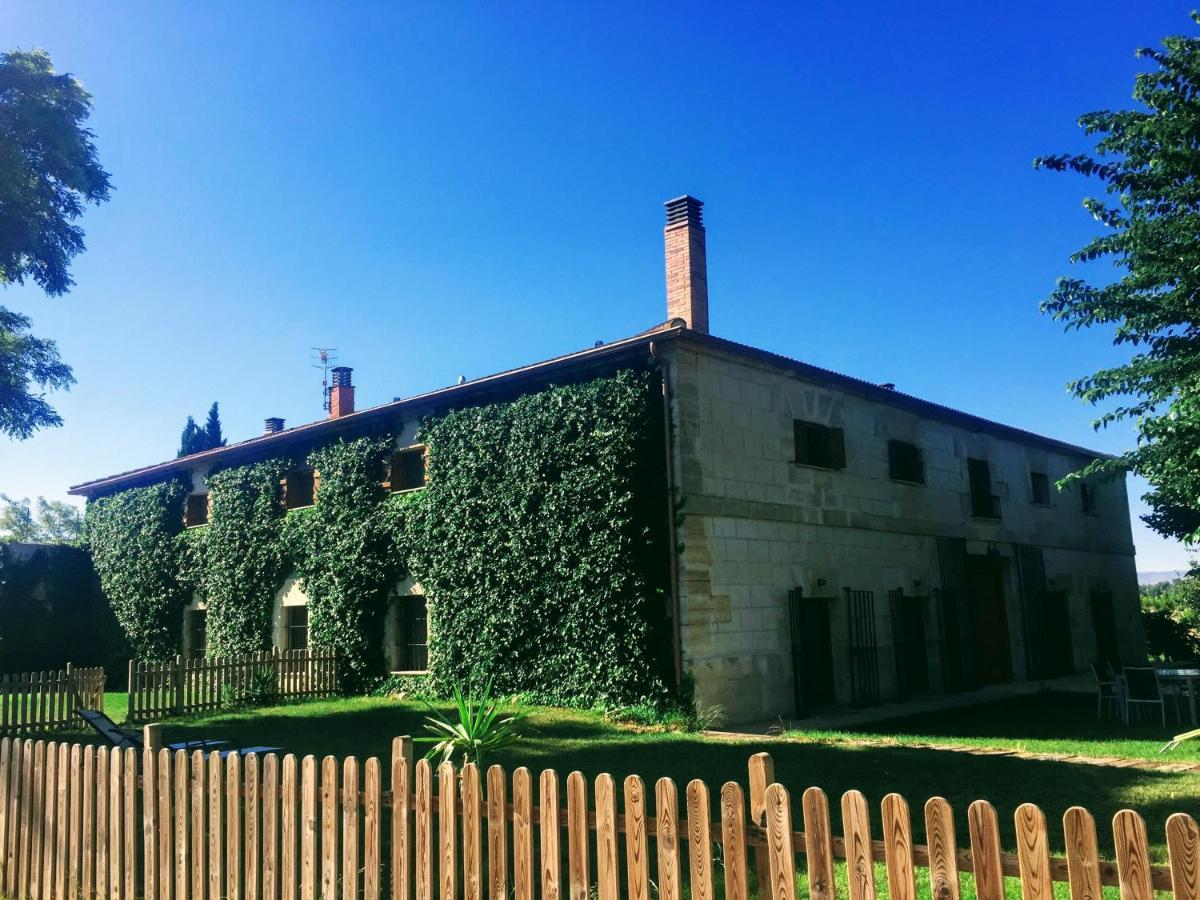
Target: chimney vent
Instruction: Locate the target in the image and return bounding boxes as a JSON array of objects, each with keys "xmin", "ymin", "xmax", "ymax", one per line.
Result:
[
  {"xmin": 329, "ymin": 366, "xmax": 355, "ymax": 418},
  {"xmin": 663, "ymin": 195, "xmax": 709, "ymax": 333},
  {"xmin": 264, "ymin": 417, "xmax": 285, "ymax": 434}
]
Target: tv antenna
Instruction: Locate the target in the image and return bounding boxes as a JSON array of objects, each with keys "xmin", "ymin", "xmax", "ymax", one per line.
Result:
[{"xmin": 311, "ymin": 347, "xmax": 339, "ymax": 412}]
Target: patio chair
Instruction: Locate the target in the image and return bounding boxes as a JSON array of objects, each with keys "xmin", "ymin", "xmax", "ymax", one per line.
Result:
[
  {"xmin": 1161, "ymin": 726, "xmax": 1200, "ymax": 753},
  {"xmin": 1120, "ymin": 668, "xmax": 1166, "ymax": 726},
  {"xmin": 77, "ymin": 709, "xmax": 231, "ymax": 753},
  {"xmin": 1090, "ymin": 661, "xmax": 1119, "ymax": 719}
]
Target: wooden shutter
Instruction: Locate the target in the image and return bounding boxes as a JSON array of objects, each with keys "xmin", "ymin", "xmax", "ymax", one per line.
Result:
[
  {"xmin": 828, "ymin": 428, "xmax": 846, "ymax": 469},
  {"xmin": 793, "ymin": 420, "xmax": 809, "ymax": 465}
]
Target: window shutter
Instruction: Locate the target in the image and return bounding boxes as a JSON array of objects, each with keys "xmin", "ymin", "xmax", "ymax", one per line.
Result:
[
  {"xmin": 793, "ymin": 420, "xmax": 808, "ymax": 464},
  {"xmin": 829, "ymin": 428, "xmax": 846, "ymax": 469},
  {"xmin": 887, "ymin": 440, "xmax": 899, "ymax": 479}
]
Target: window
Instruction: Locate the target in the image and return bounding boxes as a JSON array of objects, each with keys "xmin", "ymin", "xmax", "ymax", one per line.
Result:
[
  {"xmin": 1030, "ymin": 471, "xmax": 1051, "ymax": 506},
  {"xmin": 396, "ymin": 595, "xmax": 428, "ymax": 671},
  {"xmin": 887, "ymin": 440, "xmax": 925, "ymax": 484},
  {"xmin": 185, "ymin": 493, "xmax": 209, "ymax": 527},
  {"xmin": 187, "ymin": 609, "xmax": 207, "ymax": 659},
  {"xmin": 283, "ymin": 468, "xmax": 316, "ymax": 510},
  {"xmin": 967, "ymin": 457, "xmax": 1001, "ymax": 518},
  {"xmin": 284, "ymin": 606, "xmax": 309, "ymax": 650},
  {"xmin": 793, "ymin": 420, "xmax": 846, "ymax": 470},
  {"xmin": 388, "ymin": 446, "xmax": 428, "ymax": 492},
  {"xmin": 1081, "ymin": 482, "xmax": 1098, "ymax": 515}
]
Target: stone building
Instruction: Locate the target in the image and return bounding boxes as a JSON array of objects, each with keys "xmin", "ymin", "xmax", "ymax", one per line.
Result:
[{"xmin": 70, "ymin": 196, "xmax": 1143, "ymax": 723}]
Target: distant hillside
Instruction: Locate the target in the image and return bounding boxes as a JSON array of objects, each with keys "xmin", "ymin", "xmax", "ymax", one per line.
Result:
[{"xmin": 1139, "ymin": 570, "xmax": 1186, "ymax": 586}]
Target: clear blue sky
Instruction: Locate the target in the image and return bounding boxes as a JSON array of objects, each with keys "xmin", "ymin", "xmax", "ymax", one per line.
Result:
[{"xmin": 0, "ymin": 2, "xmax": 1192, "ymax": 571}]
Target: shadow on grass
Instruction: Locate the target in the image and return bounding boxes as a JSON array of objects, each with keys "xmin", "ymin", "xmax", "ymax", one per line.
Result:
[{"xmin": 39, "ymin": 694, "xmax": 1199, "ymax": 862}]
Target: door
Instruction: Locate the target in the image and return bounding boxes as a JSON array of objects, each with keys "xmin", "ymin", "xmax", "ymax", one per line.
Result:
[
  {"xmin": 890, "ymin": 590, "xmax": 930, "ymax": 700},
  {"xmin": 788, "ymin": 589, "xmax": 835, "ymax": 716},
  {"xmin": 1044, "ymin": 590, "xmax": 1075, "ymax": 676},
  {"xmin": 1090, "ymin": 589, "xmax": 1120, "ymax": 668},
  {"xmin": 966, "ymin": 555, "xmax": 1013, "ymax": 684}
]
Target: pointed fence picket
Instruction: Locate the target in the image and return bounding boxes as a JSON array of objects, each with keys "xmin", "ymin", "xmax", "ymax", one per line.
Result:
[
  {"xmin": 126, "ymin": 650, "xmax": 337, "ymax": 723},
  {"xmin": 0, "ymin": 739, "xmax": 1196, "ymax": 900},
  {"xmin": 0, "ymin": 667, "xmax": 105, "ymax": 734}
]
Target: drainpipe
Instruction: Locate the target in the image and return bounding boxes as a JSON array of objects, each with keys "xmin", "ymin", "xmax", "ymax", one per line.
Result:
[{"xmin": 650, "ymin": 341, "xmax": 684, "ymax": 688}]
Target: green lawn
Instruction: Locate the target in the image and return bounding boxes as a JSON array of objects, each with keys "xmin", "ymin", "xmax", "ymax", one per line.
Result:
[
  {"xmin": 50, "ymin": 689, "xmax": 1199, "ymax": 867},
  {"xmin": 789, "ymin": 690, "xmax": 1200, "ymax": 763}
]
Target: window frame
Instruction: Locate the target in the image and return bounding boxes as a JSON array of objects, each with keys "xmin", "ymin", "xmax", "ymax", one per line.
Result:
[
  {"xmin": 887, "ymin": 439, "xmax": 925, "ymax": 485},
  {"xmin": 1030, "ymin": 471, "xmax": 1051, "ymax": 507},
  {"xmin": 387, "ymin": 445, "xmax": 429, "ymax": 493},
  {"xmin": 1080, "ymin": 482, "xmax": 1099, "ymax": 516},
  {"xmin": 792, "ymin": 420, "xmax": 846, "ymax": 471},
  {"xmin": 184, "ymin": 493, "xmax": 210, "ymax": 528},
  {"xmin": 187, "ymin": 608, "xmax": 207, "ymax": 660},
  {"xmin": 282, "ymin": 468, "xmax": 318, "ymax": 511},
  {"xmin": 967, "ymin": 457, "xmax": 1001, "ymax": 519},
  {"xmin": 395, "ymin": 594, "xmax": 429, "ymax": 672},
  {"xmin": 284, "ymin": 605, "xmax": 309, "ymax": 651}
]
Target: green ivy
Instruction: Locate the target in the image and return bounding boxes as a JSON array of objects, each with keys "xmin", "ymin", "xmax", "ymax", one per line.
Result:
[
  {"xmin": 83, "ymin": 479, "xmax": 190, "ymax": 660},
  {"xmin": 402, "ymin": 367, "xmax": 674, "ymax": 707},
  {"xmin": 82, "ymin": 367, "xmax": 674, "ymax": 708},
  {"xmin": 286, "ymin": 435, "xmax": 405, "ymax": 690},
  {"xmin": 189, "ymin": 459, "xmax": 293, "ymax": 656}
]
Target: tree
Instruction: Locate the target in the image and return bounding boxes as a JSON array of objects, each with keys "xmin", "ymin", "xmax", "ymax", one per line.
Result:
[
  {"xmin": 0, "ymin": 306, "xmax": 73, "ymax": 438},
  {"xmin": 0, "ymin": 494, "xmax": 83, "ymax": 544},
  {"xmin": 177, "ymin": 403, "xmax": 226, "ymax": 457},
  {"xmin": 1140, "ymin": 572, "xmax": 1200, "ymax": 661},
  {"xmin": 178, "ymin": 415, "xmax": 203, "ymax": 457},
  {"xmin": 1036, "ymin": 14, "xmax": 1200, "ymax": 542},
  {"xmin": 203, "ymin": 402, "xmax": 226, "ymax": 450},
  {"xmin": 0, "ymin": 49, "xmax": 111, "ymax": 440}
]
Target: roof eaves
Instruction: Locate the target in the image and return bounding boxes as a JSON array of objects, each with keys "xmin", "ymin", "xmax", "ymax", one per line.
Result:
[{"xmin": 68, "ymin": 326, "xmax": 680, "ymax": 497}]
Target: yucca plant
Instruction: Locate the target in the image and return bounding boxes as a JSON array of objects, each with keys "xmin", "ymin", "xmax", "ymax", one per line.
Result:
[{"xmin": 416, "ymin": 678, "xmax": 525, "ymax": 768}]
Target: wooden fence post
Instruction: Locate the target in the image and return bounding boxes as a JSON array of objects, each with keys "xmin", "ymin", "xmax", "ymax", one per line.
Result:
[
  {"xmin": 747, "ymin": 753, "xmax": 775, "ymax": 900},
  {"xmin": 143, "ymin": 725, "xmax": 162, "ymax": 753},
  {"xmin": 173, "ymin": 656, "xmax": 184, "ymax": 716},
  {"xmin": 127, "ymin": 661, "xmax": 136, "ymax": 723}
]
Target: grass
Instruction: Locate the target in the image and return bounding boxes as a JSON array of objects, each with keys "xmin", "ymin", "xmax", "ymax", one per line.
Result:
[
  {"xmin": 788, "ymin": 690, "xmax": 1200, "ymax": 763},
  {"xmin": 50, "ymin": 688, "xmax": 1198, "ymax": 866}
]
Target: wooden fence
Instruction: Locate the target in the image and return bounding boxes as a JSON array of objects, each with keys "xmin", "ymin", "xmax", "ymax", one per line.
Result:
[
  {"xmin": 0, "ymin": 740, "xmax": 1197, "ymax": 900},
  {"xmin": 0, "ymin": 666, "xmax": 105, "ymax": 734},
  {"xmin": 127, "ymin": 649, "xmax": 337, "ymax": 723}
]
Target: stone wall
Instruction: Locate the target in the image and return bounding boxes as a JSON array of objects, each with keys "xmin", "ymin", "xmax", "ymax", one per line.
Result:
[{"xmin": 666, "ymin": 342, "xmax": 1144, "ymax": 724}]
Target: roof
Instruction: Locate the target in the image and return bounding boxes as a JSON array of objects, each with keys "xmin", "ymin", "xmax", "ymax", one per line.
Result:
[{"xmin": 68, "ymin": 324, "xmax": 1107, "ymax": 497}]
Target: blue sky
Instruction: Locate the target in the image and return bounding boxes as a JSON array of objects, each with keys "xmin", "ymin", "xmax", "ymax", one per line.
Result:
[{"xmin": 0, "ymin": 2, "xmax": 1192, "ymax": 571}]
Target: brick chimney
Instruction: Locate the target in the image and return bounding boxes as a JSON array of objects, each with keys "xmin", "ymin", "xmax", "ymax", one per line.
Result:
[
  {"xmin": 664, "ymin": 195, "xmax": 708, "ymax": 333},
  {"xmin": 329, "ymin": 366, "xmax": 355, "ymax": 418}
]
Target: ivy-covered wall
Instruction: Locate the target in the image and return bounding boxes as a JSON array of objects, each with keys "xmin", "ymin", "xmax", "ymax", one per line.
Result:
[
  {"xmin": 402, "ymin": 367, "xmax": 673, "ymax": 706},
  {"xmin": 84, "ymin": 479, "xmax": 190, "ymax": 660},
  {"xmin": 83, "ymin": 365, "xmax": 674, "ymax": 706}
]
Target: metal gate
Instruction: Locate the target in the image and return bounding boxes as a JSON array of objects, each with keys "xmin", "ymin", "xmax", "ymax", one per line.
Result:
[
  {"xmin": 788, "ymin": 587, "xmax": 835, "ymax": 717},
  {"xmin": 846, "ymin": 588, "xmax": 879, "ymax": 707},
  {"xmin": 889, "ymin": 588, "xmax": 930, "ymax": 701},
  {"xmin": 936, "ymin": 537, "xmax": 976, "ymax": 692}
]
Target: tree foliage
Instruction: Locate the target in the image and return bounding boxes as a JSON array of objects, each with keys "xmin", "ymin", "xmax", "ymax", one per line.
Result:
[
  {"xmin": 1036, "ymin": 15, "xmax": 1200, "ymax": 542},
  {"xmin": 178, "ymin": 402, "xmax": 227, "ymax": 457},
  {"xmin": 0, "ymin": 494, "xmax": 82, "ymax": 544},
  {"xmin": 0, "ymin": 49, "xmax": 110, "ymax": 439},
  {"xmin": 0, "ymin": 306, "xmax": 74, "ymax": 439},
  {"xmin": 1140, "ymin": 572, "xmax": 1200, "ymax": 661}
]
